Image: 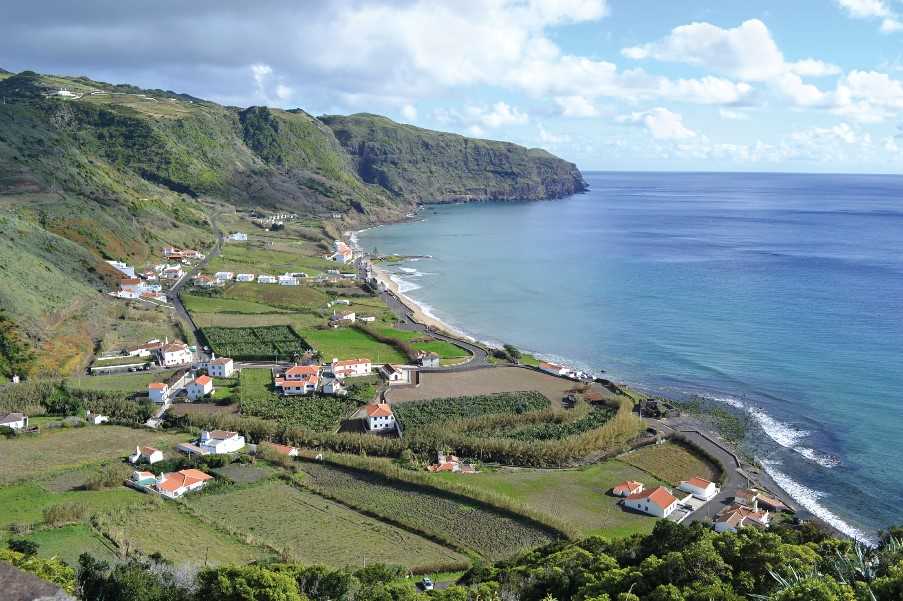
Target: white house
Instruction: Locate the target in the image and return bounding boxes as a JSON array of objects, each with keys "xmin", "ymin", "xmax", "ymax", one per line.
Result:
[
  {"xmin": 215, "ymin": 271, "xmax": 235, "ymax": 282},
  {"xmin": 539, "ymin": 361, "xmax": 571, "ymax": 376},
  {"xmin": 118, "ymin": 278, "xmax": 146, "ymax": 297},
  {"xmin": 417, "ymin": 351, "xmax": 441, "ymax": 368},
  {"xmin": 322, "ymin": 378, "xmax": 346, "ymax": 395},
  {"xmin": 331, "ymin": 358, "xmax": 372, "ymax": 378},
  {"xmin": 0, "ymin": 413, "xmax": 28, "ymax": 430},
  {"xmin": 158, "ymin": 341, "xmax": 192, "ymax": 367},
  {"xmin": 379, "ymin": 364, "xmax": 415, "ymax": 385},
  {"xmin": 154, "ymin": 468, "xmax": 213, "ymax": 499},
  {"xmin": 611, "ymin": 480, "xmax": 644, "ymax": 497},
  {"xmin": 205, "ymin": 356, "xmax": 235, "ymax": 378},
  {"xmin": 278, "ymin": 275, "xmax": 299, "ymax": 286},
  {"xmin": 623, "ymin": 486, "xmax": 680, "ymax": 518},
  {"xmin": 275, "ymin": 365, "xmax": 320, "ymax": 395},
  {"xmin": 86, "ymin": 411, "xmax": 109, "ymax": 425},
  {"xmin": 714, "ymin": 504, "xmax": 771, "ymax": 533},
  {"xmin": 678, "ymin": 476, "xmax": 720, "ymax": 501},
  {"xmin": 129, "ymin": 446, "xmax": 164, "ymax": 465},
  {"xmin": 358, "ymin": 315, "xmax": 376, "ymax": 323},
  {"xmin": 366, "ymin": 403, "xmax": 396, "ymax": 431},
  {"xmin": 198, "ymin": 430, "xmax": 245, "ymax": 454},
  {"xmin": 330, "ymin": 310, "xmax": 355, "ymax": 325},
  {"xmin": 147, "ymin": 382, "xmax": 169, "ymax": 404},
  {"xmin": 330, "ymin": 240, "xmax": 353, "ymax": 263},
  {"xmin": 106, "ymin": 260, "xmax": 135, "ymax": 278},
  {"xmin": 236, "ymin": 273, "xmax": 255, "ymax": 282},
  {"xmin": 227, "ymin": 232, "xmax": 248, "ymax": 241},
  {"xmin": 187, "ymin": 375, "xmax": 214, "ymax": 401},
  {"xmin": 161, "ymin": 265, "xmax": 184, "ymax": 280},
  {"xmin": 257, "ymin": 274, "xmax": 277, "ymax": 284}
]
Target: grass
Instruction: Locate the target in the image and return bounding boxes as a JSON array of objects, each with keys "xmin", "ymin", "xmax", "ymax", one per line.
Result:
[
  {"xmin": 66, "ymin": 370, "xmax": 179, "ymax": 393},
  {"xmin": 212, "ymin": 464, "xmax": 274, "ymax": 485},
  {"xmin": 223, "ymin": 283, "xmax": 329, "ymax": 312},
  {"xmin": 368, "ymin": 326, "xmax": 469, "ymax": 359},
  {"xmin": 432, "ymin": 462, "xmax": 670, "ymax": 538},
  {"xmin": 182, "ymin": 294, "xmax": 288, "ymax": 315},
  {"xmin": 21, "ymin": 524, "xmax": 119, "ymax": 566},
  {"xmin": 296, "ymin": 460, "xmax": 558, "ymax": 560},
  {"xmin": 239, "ymin": 368, "xmax": 353, "ymax": 431},
  {"xmin": 297, "ymin": 327, "xmax": 408, "ymax": 363},
  {"xmin": 210, "ymin": 376, "xmax": 240, "ymax": 404},
  {"xmin": 618, "ymin": 442, "xmax": 720, "ymax": 486},
  {"xmin": 188, "ymin": 481, "xmax": 466, "ymax": 569},
  {"xmin": 92, "ymin": 355, "xmax": 153, "ymax": 367},
  {"xmin": 206, "ymin": 244, "xmax": 335, "ymax": 278},
  {"xmin": 0, "ymin": 482, "xmax": 150, "ymax": 532},
  {"xmin": 0, "ymin": 425, "xmax": 189, "ymax": 484}
]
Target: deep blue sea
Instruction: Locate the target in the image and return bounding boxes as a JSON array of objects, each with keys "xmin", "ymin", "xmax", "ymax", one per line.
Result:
[{"xmin": 357, "ymin": 172, "xmax": 903, "ymax": 543}]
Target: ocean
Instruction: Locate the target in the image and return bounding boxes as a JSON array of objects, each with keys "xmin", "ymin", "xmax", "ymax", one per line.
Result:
[{"xmin": 357, "ymin": 171, "xmax": 903, "ymax": 543}]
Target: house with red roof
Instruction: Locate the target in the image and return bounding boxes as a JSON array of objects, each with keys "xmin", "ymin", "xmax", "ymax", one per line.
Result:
[
  {"xmin": 128, "ymin": 446, "xmax": 164, "ymax": 465},
  {"xmin": 623, "ymin": 486, "xmax": 680, "ymax": 518},
  {"xmin": 365, "ymin": 403, "xmax": 396, "ymax": 432},
  {"xmin": 714, "ymin": 504, "xmax": 771, "ymax": 533},
  {"xmin": 275, "ymin": 364, "xmax": 320, "ymax": 395},
  {"xmin": 187, "ymin": 374, "xmax": 214, "ymax": 400},
  {"xmin": 153, "ymin": 468, "xmax": 213, "ymax": 499},
  {"xmin": 611, "ymin": 480, "xmax": 644, "ymax": 497},
  {"xmin": 260, "ymin": 441, "xmax": 299, "ymax": 457},
  {"xmin": 147, "ymin": 382, "xmax": 169, "ymax": 404},
  {"xmin": 678, "ymin": 476, "xmax": 720, "ymax": 501},
  {"xmin": 205, "ymin": 356, "xmax": 235, "ymax": 378},
  {"xmin": 331, "ymin": 357, "xmax": 372, "ymax": 378}
]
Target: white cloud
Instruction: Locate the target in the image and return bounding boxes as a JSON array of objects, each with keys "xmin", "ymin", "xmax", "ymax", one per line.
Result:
[
  {"xmin": 616, "ymin": 107, "xmax": 696, "ymax": 140},
  {"xmin": 836, "ymin": 0, "xmax": 903, "ymax": 33},
  {"xmin": 719, "ymin": 108, "xmax": 750, "ymax": 120},
  {"xmin": 833, "ymin": 70, "xmax": 903, "ymax": 121},
  {"xmin": 788, "ymin": 59, "xmax": 842, "ymax": 77},
  {"xmin": 881, "ymin": 17, "xmax": 903, "ymax": 31},
  {"xmin": 473, "ymin": 102, "xmax": 529, "ymax": 128},
  {"xmin": 538, "ymin": 124, "xmax": 570, "ymax": 144},
  {"xmin": 554, "ymin": 95, "xmax": 599, "ymax": 117},
  {"xmin": 400, "ymin": 104, "xmax": 418, "ymax": 121}
]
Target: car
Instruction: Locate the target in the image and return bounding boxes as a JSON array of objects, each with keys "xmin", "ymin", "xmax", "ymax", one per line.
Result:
[{"xmin": 420, "ymin": 578, "xmax": 434, "ymax": 591}]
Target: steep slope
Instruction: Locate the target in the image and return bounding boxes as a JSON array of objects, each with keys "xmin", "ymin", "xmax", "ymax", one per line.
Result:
[{"xmin": 321, "ymin": 113, "xmax": 587, "ymax": 203}]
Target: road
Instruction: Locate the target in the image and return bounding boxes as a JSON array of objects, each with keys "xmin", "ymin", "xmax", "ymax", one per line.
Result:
[{"xmin": 167, "ymin": 208, "xmax": 225, "ymax": 361}]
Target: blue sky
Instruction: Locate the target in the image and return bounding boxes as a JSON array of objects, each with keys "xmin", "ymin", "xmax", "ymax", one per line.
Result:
[{"xmin": 2, "ymin": 0, "xmax": 902, "ymax": 172}]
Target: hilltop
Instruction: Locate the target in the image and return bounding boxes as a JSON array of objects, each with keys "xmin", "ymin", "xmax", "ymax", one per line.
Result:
[{"xmin": 0, "ymin": 69, "xmax": 586, "ymax": 374}]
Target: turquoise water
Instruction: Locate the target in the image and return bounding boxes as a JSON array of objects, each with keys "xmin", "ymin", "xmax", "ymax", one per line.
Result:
[{"xmin": 358, "ymin": 172, "xmax": 903, "ymax": 542}]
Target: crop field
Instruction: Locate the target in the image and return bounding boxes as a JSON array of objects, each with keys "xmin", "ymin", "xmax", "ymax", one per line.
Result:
[
  {"xmin": 433, "ymin": 462, "xmax": 669, "ymax": 538},
  {"xmin": 99, "ymin": 504, "xmax": 269, "ymax": 565},
  {"xmin": 206, "ymin": 244, "xmax": 335, "ymax": 277},
  {"xmin": 392, "ymin": 391, "xmax": 550, "ymax": 433},
  {"xmin": 298, "ymin": 327, "xmax": 408, "ymax": 363},
  {"xmin": 21, "ymin": 524, "xmax": 119, "ymax": 566},
  {"xmin": 463, "ymin": 406, "xmax": 616, "ymax": 441},
  {"xmin": 201, "ymin": 325, "xmax": 310, "ymax": 360},
  {"xmin": 387, "ymin": 367, "xmax": 584, "ymax": 405},
  {"xmin": 188, "ymin": 481, "xmax": 466, "ymax": 569},
  {"xmin": 367, "ymin": 326, "xmax": 469, "ymax": 359},
  {"xmin": 618, "ymin": 442, "xmax": 720, "ymax": 485},
  {"xmin": 0, "ymin": 426, "xmax": 189, "ymax": 484},
  {"xmin": 40, "ymin": 463, "xmax": 134, "ymax": 493},
  {"xmin": 296, "ymin": 461, "xmax": 557, "ymax": 559},
  {"xmin": 223, "ymin": 283, "xmax": 329, "ymax": 312},
  {"xmin": 239, "ymin": 368, "xmax": 353, "ymax": 431},
  {"xmin": 66, "ymin": 370, "xmax": 179, "ymax": 393},
  {"xmin": 182, "ymin": 294, "xmax": 288, "ymax": 315},
  {"xmin": 212, "ymin": 463, "xmax": 274, "ymax": 485},
  {"xmin": 0, "ymin": 482, "xmax": 149, "ymax": 532}
]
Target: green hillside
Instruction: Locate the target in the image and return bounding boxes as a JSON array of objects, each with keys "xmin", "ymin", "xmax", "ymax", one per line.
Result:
[
  {"xmin": 321, "ymin": 113, "xmax": 587, "ymax": 203},
  {"xmin": 0, "ymin": 69, "xmax": 586, "ymax": 374}
]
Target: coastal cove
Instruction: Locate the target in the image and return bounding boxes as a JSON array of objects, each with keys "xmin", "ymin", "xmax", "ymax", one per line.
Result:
[{"xmin": 358, "ymin": 171, "xmax": 903, "ymax": 543}]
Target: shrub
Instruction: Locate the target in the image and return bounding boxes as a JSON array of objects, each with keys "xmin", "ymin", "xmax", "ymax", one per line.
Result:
[{"xmin": 7, "ymin": 538, "xmax": 38, "ymax": 555}]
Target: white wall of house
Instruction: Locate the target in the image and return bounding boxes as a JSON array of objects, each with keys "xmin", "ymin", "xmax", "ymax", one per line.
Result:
[
  {"xmin": 367, "ymin": 414, "xmax": 396, "ymax": 431},
  {"xmin": 207, "ymin": 359, "xmax": 234, "ymax": 378},
  {"xmin": 623, "ymin": 497, "xmax": 677, "ymax": 518},
  {"xmin": 148, "ymin": 386, "xmax": 169, "ymax": 403}
]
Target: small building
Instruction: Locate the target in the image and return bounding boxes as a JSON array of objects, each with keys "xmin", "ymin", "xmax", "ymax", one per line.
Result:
[
  {"xmin": 187, "ymin": 375, "xmax": 214, "ymax": 401},
  {"xmin": 161, "ymin": 264, "xmax": 184, "ymax": 280},
  {"xmin": 365, "ymin": 403, "xmax": 396, "ymax": 432},
  {"xmin": 734, "ymin": 488, "xmax": 789, "ymax": 512},
  {"xmin": 206, "ymin": 356, "xmax": 235, "ymax": 378},
  {"xmin": 539, "ymin": 361, "xmax": 571, "ymax": 376},
  {"xmin": 198, "ymin": 430, "xmax": 245, "ymax": 454},
  {"xmin": 257, "ymin": 274, "xmax": 277, "ymax": 284},
  {"xmin": 612, "ymin": 480, "xmax": 644, "ymax": 497},
  {"xmin": 623, "ymin": 486, "xmax": 680, "ymax": 518},
  {"xmin": 236, "ymin": 273, "xmax": 255, "ymax": 282},
  {"xmin": 158, "ymin": 341, "xmax": 192, "ymax": 367},
  {"xmin": 379, "ymin": 364, "xmax": 415, "ymax": 385},
  {"xmin": 215, "ymin": 271, "xmax": 235, "ymax": 282},
  {"xmin": 358, "ymin": 315, "xmax": 376, "ymax": 323},
  {"xmin": 154, "ymin": 468, "xmax": 214, "ymax": 499},
  {"xmin": 428, "ymin": 452, "xmax": 478, "ymax": 474},
  {"xmin": 278, "ymin": 275, "xmax": 299, "ymax": 286},
  {"xmin": 148, "ymin": 382, "xmax": 169, "ymax": 404},
  {"xmin": 276, "ymin": 364, "xmax": 320, "ymax": 395},
  {"xmin": 0, "ymin": 413, "xmax": 28, "ymax": 430},
  {"xmin": 330, "ymin": 310, "xmax": 356, "ymax": 325},
  {"xmin": 227, "ymin": 232, "xmax": 248, "ymax": 241},
  {"xmin": 193, "ymin": 274, "xmax": 219, "ymax": 288},
  {"xmin": 86, "ymin": 411, "xmax": 109, "ymax": 425},
  {"xmin": 714, "ymin": 504, "xmax": 771, "ymax": 533},
  {"xmin": 331, "ymin": 357, "xmax": 372, "ymax": 378},
  {"xmin": 106, "ymin": 260, "xmax": 135, "ymax": 278},
  {"xmin": 119, "ymin": 278, "xmax": 145, "ymax": 297},
  {"xmin": 418, "ymin": 351, "xmax": 440, "ymax": 368},
  {"xmin": 131, "ymin": 470, "xmax": 157, "ymax": 487},
  {"xmin": 129, "ymin": 446, "xmax": 164, "ymax": 465},
  {"xmin": 322, "ymin": 378, "xmax": 346, "ymax": 395},
  {"xmin": 260, "ymin": 441, "xmax": 299, "ymax": 457},
  {"xmin": 678, "ymin": 476, "xmax": 720, "ymax": 501}
]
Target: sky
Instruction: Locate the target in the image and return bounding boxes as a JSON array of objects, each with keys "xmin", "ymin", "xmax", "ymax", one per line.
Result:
[{"xmin": 2, "ymin": 0, "xmax": 903, "ymax": 173}]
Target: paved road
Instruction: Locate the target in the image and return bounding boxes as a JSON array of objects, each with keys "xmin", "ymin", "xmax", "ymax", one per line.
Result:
[
  {"xmin": 378, "ymin": 288, "xmax": 492, "ymax": 371},
  {"xmin": 167, "ymin": 209, "xmax": 225, "ymax": 361}
]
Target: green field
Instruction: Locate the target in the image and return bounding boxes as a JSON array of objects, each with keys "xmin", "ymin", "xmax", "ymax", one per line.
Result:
[
  {"xmin": 296, "ymin": 460, "xmax": 557, "ymax": 560},
  {"xmin": 66, "ymin": 370, "xmax": 178, "ymax": 393},
  {"xmin": 239, "ymin": 368, "xmax": 353, "ymax": 431},
  {"xmin": 201, "ymin": 325, "xmax": 310, "ymax": 360},
  {"xmin": 92, "ymin": 355, "xmax": 153, "ymax": 367},
  {"xmin": 0, "ymin": 482, "xmax": 149, "ymax": 532},
  {"xmin": 212, "ymin": 463, "xmax": 275, "ymax": 485},
  {"xmin": 392, "ymin": 391, "xmax": 551, "ymax": 433},
  {"xmin": 368, "ymin": 326, "xmax": 469, "ymax": 359},
  {"xmin": 206, "ymin": 244, "xmax": 335, "ymax": 277},
  {"xmin": 432, "ymin": 462, "xmax": 670, "ymax": 538},
  {"xmin": 0, "ymin": 426, "xmax": 189, "ymax": 484},
  {"xmin": 188, "ymin": 481, "xmax": 466, "ymax": 569},
  {"xmin": 618, "ymin": 442, "xmax": 720, "ymax": 485},
  {"xmin": 223, "ymin": 283, "xmax": 330, "ymax": 312},
  {"xmin": 182, "ymin": 294, "xmax": 289, "ymax": 315},
  {"xmin": 22, "ymin": 524, "xmax": 119, "ymax": 566},
  {"xmin": 297, "ymin": 327, "xmax": 408, "ymax": 363}
]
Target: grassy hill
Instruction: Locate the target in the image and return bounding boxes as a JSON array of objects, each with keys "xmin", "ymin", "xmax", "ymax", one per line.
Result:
[{"xmin": 0, "ymin": 69, "xmax": 586, "ymax": 374}]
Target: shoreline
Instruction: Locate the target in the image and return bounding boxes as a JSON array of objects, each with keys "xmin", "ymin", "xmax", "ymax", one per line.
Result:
[{"xmin": 349, "ymin": 225, "xmax": 866, "ymax": 544}]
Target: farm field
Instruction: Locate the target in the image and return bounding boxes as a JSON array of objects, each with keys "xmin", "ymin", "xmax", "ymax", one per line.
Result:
[
  {"xmin": 239, "ymin": 368, "xmax": 353, "ymax": 431},
  {"xmin": 618, "ymin": 442, "xmax": 721, "ymax": 485},
  {"xmin": 392, "ymin": 391, "xmax": 550, "ymax": 433},
  {"xmin": 223, "ymin": 283, "xmax": 329, "ymax": 312},
  {"xmin": 205, "ymin": 244, "xmax": 335, "ymax": 277},
  {"xmin": 188, "ymin": 481, "xmax": 466, "ymax": 569},
  {"xmin": 201, "ymin": 325, "xmax": 310, "ymax": 360},
  {"xmin": 66, "ymin": 370, "xmax": 178, "ymax": 393},
  {"xmin": 212, "ymin": 463, "xmax": 274, "ymax": 485},
  {"xmin": 296, "ymin": 460, "xmax": 558, "ymax": 560},
  {"xmin": 22, "ymin": 524, "xmax": 119, "ymax": 566},
  {"xmin": 368, "ymin": 325, "xmax": 469, "ymax": 359},
  {"xmin": 101, "ymin": 504, "xmax": 269, "ymax": 565},
  {"xmin": 0, "ymin": 426, "xmax": 189, "ymax": 484},
  {"xmin": 386, "ymin": 366, "xmax": 586, "ymax": 405},
  {"xmin": 182, "ymin": 294, "xmax": 288, "ymax": 315},
  {"xmin": 297, "ymin": 327, "xmax": 408, "ymax": 363},
  {"xmin": 432, "ymin": 462, "xmax": 670, "ymax": 538}
]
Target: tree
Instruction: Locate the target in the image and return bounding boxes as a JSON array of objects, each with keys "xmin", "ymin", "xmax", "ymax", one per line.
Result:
[
  {"xmin": 0, "ymin": 310, "xmax": 35, "ymax": 379},
  {"xmin": 196, "ymin": 565, "xmax": 304, "ymax": 601},
  {"xmin": 7, "ymin": 538, "xmax": 38, "ymax": 555}
]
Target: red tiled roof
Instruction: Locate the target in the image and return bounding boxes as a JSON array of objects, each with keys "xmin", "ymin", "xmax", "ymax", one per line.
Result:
[
  {"xmin": 366, "ymin": 403, "xmax": 393, "ymax": 417},
  {"xmin": 261, "ymin": 442, "xmax": 298, "ymax": 455},
  {"xmin": 156, "ymin": 469, "xmax": 212, "ymax": 492},
  {"xmin": 141, "ymin": 446, "xmax": 160, "ymax": 456},
  {"xmin": 148, "ymin": 382, "xmax": 167, "ymax": 390},
  {"xmin": 285, "ymin": 365, "xmax": 319, "ymax": 377},
  {"xmin": 333, "ymin": 358, "xmax": 371, "ymax": 367},
  {"xmin": 626, "ymin": 486, "xmax": 678, "ymax": 510},
  {"xmin": 209, "ymin": 357, "xmax": 232, "ymax": 365},
  {"xmin": 208, "ymin": 430, "xmax": 237, "ymax": 440},
  {"xmin": 686, "ymin": 476, "xmax": 713, "ymax": 489},
  {"xmin": 612, "ymin": 480, "xmax": 643, "ymax": 495},
  {"xmin": 194, "ymin": 375, "xmax": 212, "ymax": 386}
]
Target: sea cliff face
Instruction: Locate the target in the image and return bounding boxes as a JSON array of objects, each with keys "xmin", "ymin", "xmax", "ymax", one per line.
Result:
[{"xmin": 321, "ymin": 113, "xmax": 587, "ymax": 204}]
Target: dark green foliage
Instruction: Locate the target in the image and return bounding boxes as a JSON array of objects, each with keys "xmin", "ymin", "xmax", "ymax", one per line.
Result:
[
  {"xmin": 0, "ymin": 310, "xmax": 35, "ymax": 378},
  {"xmin": 7, "ymin": 537, "xmax": 38, "ymax": 555},
  {"xmin": 0, "ymin": 379, "xmax": 154, "ymax": 422},
  {"xmin": 201, "ymin": 325, "xmax": 311, "ymax": 360},
  {"xmin": 393, "ymin": 391, "xmax": 550, "ymax": 432}
]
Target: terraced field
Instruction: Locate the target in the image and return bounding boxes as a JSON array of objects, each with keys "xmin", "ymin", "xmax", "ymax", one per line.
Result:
[
  {"xmin": 188, "ymin": 481, "xmax": 466, "ymax": 570},
  {"xmin": 296, "ymin": 461, "xmax": 558, "ymax": 560}
]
